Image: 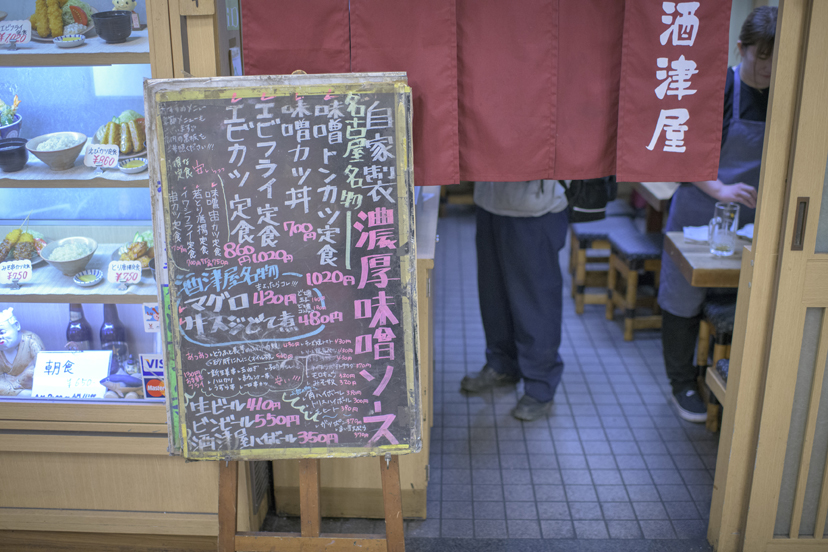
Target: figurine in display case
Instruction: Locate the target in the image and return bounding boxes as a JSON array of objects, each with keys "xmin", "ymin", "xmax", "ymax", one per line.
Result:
[{"xmin": 0, "ymin": 308, "xmax": 44, "ymax": 397}]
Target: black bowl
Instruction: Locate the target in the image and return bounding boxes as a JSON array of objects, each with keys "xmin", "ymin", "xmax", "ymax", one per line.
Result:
[
  {"xmin": 92, "ymin": 10, "xmax": 133, "ymax": 44},
  {"xmin": 0, "ymin": 138, "xmax": 28, "ymax": 173}
]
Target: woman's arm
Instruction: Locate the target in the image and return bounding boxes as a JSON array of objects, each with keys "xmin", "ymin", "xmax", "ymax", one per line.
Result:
[{"xmin": 693, "ymin": 180, "xmax": 757, "ymax": 209}]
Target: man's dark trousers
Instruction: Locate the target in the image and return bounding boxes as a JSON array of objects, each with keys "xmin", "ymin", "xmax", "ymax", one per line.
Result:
[{"xmin": 475, "ymin": 206, "xmax": 568, "ymax": 402}]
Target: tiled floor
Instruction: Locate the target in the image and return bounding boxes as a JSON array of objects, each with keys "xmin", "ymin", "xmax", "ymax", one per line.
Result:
[{"xmin": 266, "ymin": 207, "xmax": 719, "ymax": 551}]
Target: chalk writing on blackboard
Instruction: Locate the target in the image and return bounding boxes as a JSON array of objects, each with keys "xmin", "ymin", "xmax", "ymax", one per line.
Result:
[{"xmin": 147, "ymin": 75, "xmax": 419, "ymax": 460}]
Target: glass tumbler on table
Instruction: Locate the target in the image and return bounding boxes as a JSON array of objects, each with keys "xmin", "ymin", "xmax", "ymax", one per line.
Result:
[{"xmin": 708, "ymin": 202, "xmax": 740, "ymax": 257}]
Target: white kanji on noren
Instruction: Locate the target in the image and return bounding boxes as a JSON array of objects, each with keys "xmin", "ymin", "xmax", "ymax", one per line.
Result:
[
  {"xmin": 647, "ymin": 108, "xmax": 690, "ymax": 153},
  {"xmin": 655, "ymin": 56, "xmax": 698, "ymax": 100},
  {"xmin": 661, "ymin": 2, "xmax": 700, "ymax": 47}
]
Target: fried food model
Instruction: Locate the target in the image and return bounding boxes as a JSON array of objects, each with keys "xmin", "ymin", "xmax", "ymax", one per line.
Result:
[
  {"xmin": 120, "ymin": 242, "xmax": 153, "ymax": 268},
  {"xmin": 13, "ymin": 233, "xmax": 36, "ymax": 261},
  {"xmin": 0, "ymin": 229, "xmax": 21, "ymax": 260}
]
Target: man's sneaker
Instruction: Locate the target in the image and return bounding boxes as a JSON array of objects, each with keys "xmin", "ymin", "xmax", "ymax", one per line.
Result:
[
  {"xmin": 511, "ymin": 394, "xmax": 553, "ymax": 421},
  {"xmin": 671, "ymin": 388, "xmax": 707, "ymax": 423},
  {"xmin": 460, "ymin": 365, "xmax": 519, "ymax": 393}
]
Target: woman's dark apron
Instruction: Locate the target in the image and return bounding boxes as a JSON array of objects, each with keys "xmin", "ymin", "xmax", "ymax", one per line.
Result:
[{"xmin": 658, "ymin": 65, "xmax": 766, "ymax": 318}]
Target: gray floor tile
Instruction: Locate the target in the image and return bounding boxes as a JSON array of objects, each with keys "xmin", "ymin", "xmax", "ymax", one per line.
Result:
[
  {"xmin": 620, "ymin": 469, "xmax": 653, "ymax": 485},
  {"xmin": 626, "ymin": 485, "xmax": 661, "ymax": 501},
  {"xmin": 473, "ymin": 469, "xmax": 501, "ymax": 485},
  {"xmin": 557, "ymin": 455, "xmax": 588, "ymax": 469},
  {"xmin": 443, "ymin": 484, "xmax": 472, "ymax": 501},
  {"xmin": 610, "ymin": 441, "xmax": 641, "ymax": 455},
  {"xmin": 406, "ymin": 518, "xmax": 441, "ymax": 538},
  {"xmin": 541, "ymin": 520, "xmax": 576, "ymax": 539},
  {"xmin": 501, "ymin": 469, "xmax": 532, "ymax": 485},
  {"xmin": 569, "ymin": 502, "xmax": 603, "ymax": 520},
  {"xmin": 538, "ymin": 502, "xmax": 571, "ymax": 520},
  {"xmin": 615, "ymin": 455, "xmax": 647, "ymax": 469},
  {"xmin": 657, "ymin": 484, "xmax": 692, "ymax": 502},
  {"xmin": 471, "ymin": 455, "xmax": 500, "ymax": 470},
  {"xmin": 633, "ymin": 501, "xmax": 669, "ymax": 520},
  {"xmin": 474, "ymin": 501, "xmax": 506, "ymax": 520},
  {"xmin": 535, "ymin": 484, "xmax": 567, "ymax": 502},
  {"xmin": 561, "ymin": 469, "xmax": 593, "ymax": 485},
  {"xmin": 503, "ymin": 484, "xmax": 535, "ymax": 502},
  {"xmin": 664, "ymin": 501, "xmax": 701, "ymax": 520},
  {"xmin": 651, "ymin": 469, "xmax": 684, "ymax": 485},
  {"xmin": 474, "ymin": 519, "xmax": 508, "ymax": 538},
  {"xmin": 596, "ymin": 485, "xmax": 629, "ymax": 502},
  {"xmin": 607, "ymin": 520, "xmax": 644, "ymax": 539},
  {"xmin": 501, "ymin": 455, "xmax": 531, "ymax": 469},
  {"xmin": 507, "ymin": 520, "xmax": 541, "ymax": 538},
  {"xmin": 582, "ymin": 441, "xmax": 613, "ymax": 455},
  {"xmin": 443, "ymin": 469, "xmax": 472, "ymax": 485},
  {"xmin": 644, "ymin": 455, "xmax": 676, "ymax": 470},
  {"xmin": 639, "ymin": 520, "xmax": 678, "ymax": 539},
  {"xmin": 673, "ymin": 519, "xmax": 708, "ymax": 539},
  {"xmin": 532, "ymin": 469, "xmax": 563, "ymax": 485},
  {"xmin": 506, "ymin": 501, "xmax": 539, "ymax": 520},
  {"xmin": 441, "ymin": 519, "xmax": 474, "ymax": 538},
  {"xmin": 591, "ymin": 469, "xmax": 623, "ymax": 485},
  {"xmin": 573, "ymin": 520, "xmax": 609, "ymax": 539},
  {"xmin": 565, "ymin": 485, "xmax": 598, "ymax": 502},
  {"xmin": 586, "ymin": 455, "xmax": 617, "ymax": 469},
  {"xmin": 472, "ymin": 484, "xmax": 503, "ymax": 501},
  {"xmin": 602, "ymin": 502, "xmax": 637, "ymax": 520},
  {"xmin": 442, "ymin": 501, "xmax": 474, "ymax": 519}
]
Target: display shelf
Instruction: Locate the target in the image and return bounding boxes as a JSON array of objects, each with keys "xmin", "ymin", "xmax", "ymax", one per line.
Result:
[
  {"xmin": 0, "ymin": 243, "xmax": 157, "ymax": 303},
  {"xmin": 1, "ymin": 29, "xmax": 150, "ymax": 67},
  {"xmin": 0, "ymin": 141, "xmax": 149, "ymax": 188}
]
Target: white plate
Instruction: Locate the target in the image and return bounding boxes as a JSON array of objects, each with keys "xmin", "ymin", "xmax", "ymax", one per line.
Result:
[
  {"xmin": 119, "ymin": 157, "xmax": 147, "ymax": 174},
  {"xmin": 31, "ymin": 9, "xmax": 96, "ymax": 42},
  {"xmin": 92, "ymin": 133, "xmax": 146, "ymax": 161}
]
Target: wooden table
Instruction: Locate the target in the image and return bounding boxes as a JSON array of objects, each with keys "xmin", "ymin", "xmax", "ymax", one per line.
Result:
[
  {"xmin": 631, "ymin": 181, "xmax": 679, "ymax": 232},
  {"xmin": 664, "ymin": 231, "xmax": 750, "ymax": 429},
  {"xmin": 664, "ymin": 231, "xmax": 747, "ymax": 288}
]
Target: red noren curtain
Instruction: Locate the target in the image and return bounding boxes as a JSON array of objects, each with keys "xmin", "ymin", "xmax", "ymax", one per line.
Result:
[{"xmin": 242, "ymin": 0, "xmax": 732, "ymax": 184}]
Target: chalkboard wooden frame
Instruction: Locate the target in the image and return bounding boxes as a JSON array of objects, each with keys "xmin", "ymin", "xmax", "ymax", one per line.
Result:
[{"xmin": 144, "ymin": 73, "xmax": 420, "ymax": 461}]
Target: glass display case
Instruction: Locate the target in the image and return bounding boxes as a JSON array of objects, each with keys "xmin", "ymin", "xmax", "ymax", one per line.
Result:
[
  {"xmin": 0, "ymin": 4, "xmax": 269, "ymax": 545},
  {"xmin": 0, "ymin": 1, "xmax": 158, "ymax": 404}
]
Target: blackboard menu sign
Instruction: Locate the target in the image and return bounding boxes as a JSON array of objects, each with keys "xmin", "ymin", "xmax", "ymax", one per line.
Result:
[{"xmin": 145, "ymin": 73, "xmax": 420, "ymax": 460}]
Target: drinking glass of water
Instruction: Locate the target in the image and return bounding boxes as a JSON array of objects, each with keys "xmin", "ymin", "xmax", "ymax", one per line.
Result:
[{"xmin": 708, "ymin": 202, "xmax": 740, "ymax": 257}]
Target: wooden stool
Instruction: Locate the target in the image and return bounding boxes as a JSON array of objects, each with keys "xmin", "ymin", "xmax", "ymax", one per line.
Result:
[
  {"xmin": 570, "ymin": 217, "xmax": 637, "ymax": 314},
  {"xmin": 698, "ymin": 296, "xmax": 737, "ymax": 432},
  {"xmin": 606, "ymin": 230, "xmax": 663, "ymax": 341}
]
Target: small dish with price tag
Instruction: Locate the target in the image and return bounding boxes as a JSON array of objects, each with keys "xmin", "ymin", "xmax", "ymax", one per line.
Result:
[{"xmin": 73, "ymin": 269, "xmax": 103, "ymax": 288}]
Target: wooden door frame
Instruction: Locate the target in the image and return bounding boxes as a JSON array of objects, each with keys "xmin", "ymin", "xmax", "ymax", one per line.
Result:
[{"xmin": 708, "ymin": 1, "xmax": 812, "ymax": 550}]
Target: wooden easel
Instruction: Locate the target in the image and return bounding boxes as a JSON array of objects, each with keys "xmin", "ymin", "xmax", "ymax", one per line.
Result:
[{"xmin": 218, "ymin": 456, "xmax": 405, "ymax": 551}]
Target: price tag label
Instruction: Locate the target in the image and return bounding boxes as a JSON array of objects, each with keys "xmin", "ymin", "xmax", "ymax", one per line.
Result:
[
  {"xmin": 0, "ymin": 20, "xmax": 32, "ymax": 45},
  {"xmin": 84, "ymin": 144, "xmax": 120, "ymax": 169},
  {"xmin": 108, "ymin": 260, "xmax": 142, "ymax": 285},
  {"xmin": 0, "ymin": 260, "xmax": 33, "ymax": 284},
  {"xmin": 31, "ymin": 351, "xmax": 111, "ymax": 399}
]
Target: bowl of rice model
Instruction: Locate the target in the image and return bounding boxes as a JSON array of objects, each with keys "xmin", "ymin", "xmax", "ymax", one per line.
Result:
[
  {"xmin": 26, "ymin": 132, "xmax": 87, "ymax": 171},
  {"xmin": 40, "ymin": 237, "xmax": 98, "ymax": 276}
]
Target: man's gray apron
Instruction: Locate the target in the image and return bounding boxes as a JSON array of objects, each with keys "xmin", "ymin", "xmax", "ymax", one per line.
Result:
[{"xmin": 658, "ymin": 65, "xmax": 766, "ymax": 318}]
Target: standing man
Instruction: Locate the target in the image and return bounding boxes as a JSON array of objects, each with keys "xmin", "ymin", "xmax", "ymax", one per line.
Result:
[{"xmin": 460, "ymin": 180, "xmax": 568, "ymax": 421}]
